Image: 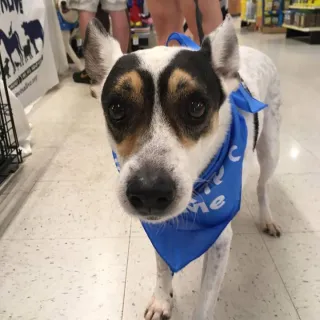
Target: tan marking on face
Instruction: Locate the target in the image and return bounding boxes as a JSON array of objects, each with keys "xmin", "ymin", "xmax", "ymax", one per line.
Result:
[
  {"xmin": 117, "ymin": 134, "xmax": 140, "ymax": 158},
  {"xmin": 180, "ymin": 136, "xmax": 196, "ymax": 148},
  {"xmin": 168, "ymin": 69, "xmax": 197, "ymax": 97},
  {"xmin": 115, "ymin": 70, "xmax": 143, "ymax": 102}
]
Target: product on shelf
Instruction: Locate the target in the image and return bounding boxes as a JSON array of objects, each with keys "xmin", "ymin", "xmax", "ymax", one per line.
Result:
[
  {"xmin": 283, "ymin": 0, "xmax": 320, "ymax": 28},
  {"xmin": 265, "ymin": 0, "xmax": 273, "ymax": 10},
  {"xmin": 284, "ymin": 0, "xmax": 291, "ymax": 9},
  {"xmin": 290, "ymin": 0, "xmax": 320, "ymax": 7},
  {"xmin": 246, "ymin": 0, "xmax": 257, "ymax": 19},
  {"xmin": 301, "ymin": 12, "xmax": 317, "ymax": 26},
  {"xmin": 273, "ymin": 0, "xmax": 281, "ymax": 10},
  {"xmin": 294, "ymin": 12, "xmax": 301, "ymax": 25},
  {"xmin": 128, "ymin": 0, "xmax": 144, "ymax": 28}
]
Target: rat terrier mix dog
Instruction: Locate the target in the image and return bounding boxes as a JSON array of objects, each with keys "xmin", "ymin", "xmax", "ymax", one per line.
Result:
[{"xmin": 85, "ymin": 16, "xmax": 281, "ymax": 320}]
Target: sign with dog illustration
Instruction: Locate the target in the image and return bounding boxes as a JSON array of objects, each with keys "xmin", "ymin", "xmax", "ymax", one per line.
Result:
[{"xmin": 0, "ymin": 0, "xmax": 58, "ymax": 107}]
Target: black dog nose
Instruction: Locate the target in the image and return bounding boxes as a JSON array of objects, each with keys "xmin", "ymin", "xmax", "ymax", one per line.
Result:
[
  {"xmin": 61, "ymin": 1, "xmax": 67, "ymax": 7},
  {"xmin": 126, "ymin": 168, "xmax": 176, "ymax": 215}
]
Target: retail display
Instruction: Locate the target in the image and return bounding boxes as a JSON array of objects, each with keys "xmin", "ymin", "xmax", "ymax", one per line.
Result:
[
  {"xmin": 241, "ymin": 0, "xmax": 287, "ymax": 31},
  {"xmin": 283, "ymin": 0, "xmax": 320, "ymax": 43},
  {"xmin": 128, "ymin": 0, "xmax": 144, "ymax": 27},
  {"xmin": 128, "ymin": 0, "xmax": 152, "ymax": 52},
  {"xmin": 0, "ymin": 53, "xmax": 23, "ymax": 185},
  {"xmin": 241, "ymin": 0, "xmax": 320, "ymax": 40}
]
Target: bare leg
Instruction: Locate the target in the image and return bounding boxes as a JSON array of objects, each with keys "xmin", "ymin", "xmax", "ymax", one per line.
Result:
[
  {"xmin": 109, "ymin": 10, "xmax": 130, "ymax": 53},
  {"xmin": 146, "ymin": 0, "xmax": 184, "ymax": 45},
  {"xmin": 145, "ymin": 252, "xmax": 173, "ymax": 320},
  {"xmin": 179, "ymin": 0, "xmax": 223, "ymax": 44},
  {"xmin": 79, "ymin": 11, "xmax": 96, "ymax": 40},
  {"xmin": 192, "ymin": 225, "xmax": 232, "ymax": 320}
]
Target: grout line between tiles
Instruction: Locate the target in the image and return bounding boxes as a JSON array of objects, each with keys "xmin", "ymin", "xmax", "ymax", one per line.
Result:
[
  {"xmin": 244, "ymin": 197, "xmax": 303, "ymax": 320},
  {"xmin": 3, "ymin": 230, "xmax": 319, "ymax": 242},
  {"xmin": 287, "ymin": 132, "xmax": 320, "ymax": 163},
  {"xmin": 2, "ymin": 233, "xmax": 132, "ymax": 241},
  {"xmin": 260, "ymin": 233, "xmax": 302, "ymax": 320},
  {"xmin": 121, "ymin": 217, "xmax": 132, "ymax": 320},
  {"xmin": 275, "ymin": 171, "xmax": 320, "ymax": 177}
]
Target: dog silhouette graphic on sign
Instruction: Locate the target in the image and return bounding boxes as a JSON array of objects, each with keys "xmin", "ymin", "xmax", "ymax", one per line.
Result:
[
  {"xmin": 2, "ymin": 57, "xmax": 11, "ymax": 78},
  {"xmin": 21, "ymin": 20, "xmax": 44, "ymax": 54},
  {"xmin": 0, "ymin": 29, "xmax": 24, "ymax": 73},
  {"xmin": 23, "ymin": 39, "xmax": 33, "ymax": 62}
]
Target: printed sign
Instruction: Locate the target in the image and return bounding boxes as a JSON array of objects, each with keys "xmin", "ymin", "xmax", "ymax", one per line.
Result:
[{"xmin": 0, "ymin": 0, "xmax": 59, "ymax": 107}]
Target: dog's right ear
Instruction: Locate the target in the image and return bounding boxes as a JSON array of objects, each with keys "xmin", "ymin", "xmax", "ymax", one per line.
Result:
[
  {"xmin": 84, "ymin": 18, "xmax": 123, "ymax": 84},
  {"xmin": 201, "ymin": 15, "xmax": 240, "ymax": 94}
]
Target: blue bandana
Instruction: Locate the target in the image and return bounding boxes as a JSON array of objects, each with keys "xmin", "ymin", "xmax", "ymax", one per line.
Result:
[
  {"xmin": 112, "ymin": 34, "xmax": 267, "ymax": 273},
  {"xmin": 57, "ymin": 11, "xmax": 79, "ymax": 31}
]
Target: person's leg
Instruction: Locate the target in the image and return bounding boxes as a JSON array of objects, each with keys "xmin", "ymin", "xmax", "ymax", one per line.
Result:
[
  {"xmin": 69, "ymin": 0, "xmax": 99, "ymax": 83},
  {"xmin": 180, "ymin": 0, "xmax": 223, "ymax": 44},
  {"xmin": 108, "ymin": 11, "xmax": 130, "ymax": 53},
  {"xmin": 146, "ymin": 0, "xmax": 184, "ymax": 45},
  {"xmin": 69, "ymin": 1, "xmax": 98, "ymax": 38},
  {"xmin": 79, "ymin": 11, "xmax": 96, "ymax": 39},
  {"xmin": 102, "ymin": 0, "xmax": 130, "ymax": 53}
]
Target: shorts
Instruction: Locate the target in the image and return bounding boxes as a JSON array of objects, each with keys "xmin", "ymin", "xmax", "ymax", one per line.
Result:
[{"xmin": 69, "ymin": 0, "xmax": 127, "ymax": 12}]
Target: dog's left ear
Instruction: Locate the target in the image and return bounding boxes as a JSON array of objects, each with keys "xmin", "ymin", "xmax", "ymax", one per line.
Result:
[
  {"xmin": 201, "ymin": 15, "xmax": 239, "ymax": 93},
  {"xmin": 84, "ymin": 18, "xmax": 123, "ymax": 84}
]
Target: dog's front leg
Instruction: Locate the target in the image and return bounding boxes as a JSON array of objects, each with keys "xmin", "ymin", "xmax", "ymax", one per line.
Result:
[
  {"xmin": 145, "ymin": 251, "xmax": 173, "ymax": 320},
  {"xmin": 193, "ymin": 225, "xmax": 233, "ymax": 320},
  {"xmin": 61, "ymin": 31, "xmax": 84, "ymax": 72}
]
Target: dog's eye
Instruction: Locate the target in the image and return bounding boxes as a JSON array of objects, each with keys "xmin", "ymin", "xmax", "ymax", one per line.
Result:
[
  {"xmin": 109, "ymin": 104, "xmax": 126, "ymax": 121},
  {"xmin": 188, "ymin": 101, "xmax": 206, "ymax": 119}
]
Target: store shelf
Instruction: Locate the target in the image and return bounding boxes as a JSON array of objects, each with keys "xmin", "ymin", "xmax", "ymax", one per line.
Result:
[
  {"xmin": 288, "ymin": 5, "xmax": 320, "ymax": 10},
  {"xmin": 264, "ymin": 10, "xmax": 282, "ymax": 14},
  {"xmin": 243, "ymin": 18, "xmax": 256, "ymax": 23},
  {"xmin": 283, "ymin": 23, "xmax": 320, "ymax": 32},
  {"xmin": 131, "ymin": 27, "xmax": 151, "ymax": 34}
]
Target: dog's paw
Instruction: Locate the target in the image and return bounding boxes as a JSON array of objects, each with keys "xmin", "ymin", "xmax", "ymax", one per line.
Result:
[
  {"xmin": 90, "ymin": 87, "xmax": 98, "ymax": 99},
  {"xmin": 144, "ymin": 294, "xmax": 173, "ymax": 320},
  {"xmin": 261, "ymin": 221, "xmax": 282, "ymax": 237}
]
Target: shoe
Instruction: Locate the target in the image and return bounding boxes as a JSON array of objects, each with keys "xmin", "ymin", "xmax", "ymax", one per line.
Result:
[{"xmin": 73, "ymin": 69, "xmax": 91, "ymax": 84}]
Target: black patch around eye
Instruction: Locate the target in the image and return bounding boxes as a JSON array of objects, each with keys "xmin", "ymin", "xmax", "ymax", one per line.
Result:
[
  {"xmin": 174, "ymin": 93, "xmax": 214, "ymax": 139},
  {"xmin": 101, "ymin": 55, "xmax": 155, "ymax": 144},
  {"xmin": 159, "ymin": 49, "xmax": 225, "ymax": 141},
  {"xmin": 179, "ymin": 91, "xmax": 209, "ymax": 121}
]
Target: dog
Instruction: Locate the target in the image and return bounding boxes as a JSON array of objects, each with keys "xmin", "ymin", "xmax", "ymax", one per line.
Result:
[
  {"xmin": 56, "ymin": 0, "xmax": 83, "ymax": 71},
  {"xmin": 84, "ymin": 15, "xmax": 281, "ymax": 320},
  {"xmin": 2, "ymin": 57, "xmax": 11, "ymax": 78},
  {"xmin": 23, "ymin": 39, "xmax": 33, "ymax": 62}
]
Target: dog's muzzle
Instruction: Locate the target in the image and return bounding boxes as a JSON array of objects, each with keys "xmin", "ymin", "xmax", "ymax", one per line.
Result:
[
  {"xmin": 61, "ymin": 1, "xmax": 69, "ymax": 13},
  {"xmin": 126, "ymin": 166, "xmax": 176, "ymax": 219}
]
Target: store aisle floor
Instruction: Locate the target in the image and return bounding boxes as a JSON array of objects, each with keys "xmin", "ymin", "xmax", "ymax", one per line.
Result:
[{"xmin": 1, "ymin": 30, "xmax": 320, "ymax": 320}]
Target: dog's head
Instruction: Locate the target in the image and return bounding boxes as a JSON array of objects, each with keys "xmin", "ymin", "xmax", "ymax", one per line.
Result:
[
  {"xmin": 56, "ymin": 0, "xmax": 78, "ymax": 23},
  {"xmin": 85, "ymin": 16, "xmax": 240, "ymax": 223}
]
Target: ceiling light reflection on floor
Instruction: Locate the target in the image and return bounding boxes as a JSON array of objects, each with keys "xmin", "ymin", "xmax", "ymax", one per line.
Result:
[{"xmin": 290, "ymin": 146, "xmax": 300, "ymax": 159}]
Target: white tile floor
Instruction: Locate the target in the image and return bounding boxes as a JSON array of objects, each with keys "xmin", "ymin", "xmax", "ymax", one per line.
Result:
[{"xmin": 1, "ymin": 29, "xmax": 320, "ymax": 320}]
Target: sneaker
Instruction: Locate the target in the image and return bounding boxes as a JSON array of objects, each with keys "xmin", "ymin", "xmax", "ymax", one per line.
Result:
[{"xmin": 73, "ymin": 69, "xmax": 91, "ymax": 84}]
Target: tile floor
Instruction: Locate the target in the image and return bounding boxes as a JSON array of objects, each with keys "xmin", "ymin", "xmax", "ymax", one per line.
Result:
[{"xmin": 1, "ymin": 28, "xmax": 320, "ymax": 320}]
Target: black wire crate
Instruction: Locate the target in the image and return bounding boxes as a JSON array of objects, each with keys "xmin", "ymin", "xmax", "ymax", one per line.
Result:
[{"xmin": 0, "ymin": 53, "xmax": 22, "ymax": 185}]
